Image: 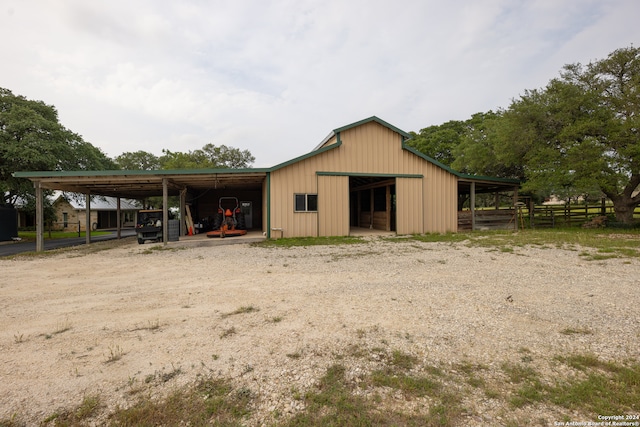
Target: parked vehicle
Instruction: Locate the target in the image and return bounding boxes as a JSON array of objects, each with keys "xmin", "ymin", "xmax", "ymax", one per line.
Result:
[
  {"xmin": 206, "ymin": 197, "xmax": 247, "ymax": 238},
  {"xmin": 135, "ymin": 209, "xmax": 164, "ymax": 244}
]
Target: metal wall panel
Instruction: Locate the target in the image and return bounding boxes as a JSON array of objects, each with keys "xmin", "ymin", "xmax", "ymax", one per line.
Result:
[
  {"xmin": 396, "ymin": 177, "xmax": 424, "ymax": 235},
  {"xmin": 318, "ymin": 175, "xmax": 349, "ymax": 236}
]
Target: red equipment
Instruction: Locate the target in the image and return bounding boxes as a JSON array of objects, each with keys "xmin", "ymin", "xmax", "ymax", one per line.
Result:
[{"xmin": 206, "ymin": 197, "xmax": 248, "ymax": 238}]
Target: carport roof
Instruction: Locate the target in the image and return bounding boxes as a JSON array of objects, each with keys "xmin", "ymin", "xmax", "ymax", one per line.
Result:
[{"xmin": 14, "ymin": 168, "xmax": 270, "ymax": 199}]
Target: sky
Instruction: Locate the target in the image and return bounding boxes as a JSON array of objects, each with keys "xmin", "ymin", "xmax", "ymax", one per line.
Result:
[{"xmin": 1, "ymin": 0, "xmax": 638, "ymax": 168}]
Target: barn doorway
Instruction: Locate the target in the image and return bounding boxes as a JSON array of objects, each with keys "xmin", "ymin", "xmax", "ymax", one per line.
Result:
[{"xmin": 349, "ymin": 176, "xmax": 396, "ymax": 232}]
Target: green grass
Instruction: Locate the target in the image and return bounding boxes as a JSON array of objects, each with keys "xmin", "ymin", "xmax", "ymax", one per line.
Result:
[
  {"xmin": 399, "ymin": 229, "xmax": 640, "ymax": 259},
  {"xmin": 109, "ymin": 377, "xmax": 252, "ymax": 426},
  {"xmin": 4, "ymin": 351, "xmax": 639, "ymax": 426},
  {"xmin": 254, "ymin": 235, "xmax": 365, "ymax": 247},
  {"xmin": 18, "ymin": 230, "xmax": 110, "ymax": 240}
]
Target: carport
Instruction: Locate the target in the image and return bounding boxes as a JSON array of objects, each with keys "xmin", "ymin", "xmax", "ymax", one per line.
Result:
[{"xmin": 14, "ymin": 169, "xmax": 269, "ymax": 252}]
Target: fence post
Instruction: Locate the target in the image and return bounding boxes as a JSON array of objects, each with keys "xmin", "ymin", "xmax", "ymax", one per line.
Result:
[
  {"xmin": 78, "ymin": 221, "xmax": 81, "ymax": 237},
  {"xmin": 551, "ymin": 210, "xmax": 555, "ymax": 228},
  {"xmin": 601, "ymin": 197, "xmax": 606, "ymax": 216}
]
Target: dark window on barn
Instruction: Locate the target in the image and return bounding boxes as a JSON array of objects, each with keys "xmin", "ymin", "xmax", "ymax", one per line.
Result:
[{"xmin": 294, "ymin": 194, "xmax": 318, "ymax": 212}]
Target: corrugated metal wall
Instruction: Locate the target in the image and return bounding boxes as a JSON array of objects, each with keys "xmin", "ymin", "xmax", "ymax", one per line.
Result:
[
  {"xmin": 269, "ymin": 161, "xmax": 319, "ymax": 238},
  {"xmin": 396, "ymin": 177, "xmax": 424, "ymax": 235},
  {"xmin": 318, "ymin": 175, "xmax": 349, "ymax": 236}
]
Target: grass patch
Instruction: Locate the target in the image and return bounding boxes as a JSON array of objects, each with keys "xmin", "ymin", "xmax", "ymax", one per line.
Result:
[
  {"xmin": 5, "ymin": 349, "xmax": 636, "ymax": 426},
  {"xmin": 550, "ymin": 355, "xmax": 640, "ymax": 414},
  {"xmin": 254, "ymin": 236, "xmax": 365, "ymax": 247},
  {"xmin": 402, "ymin": 229, "xmax": 640, "ymax": 259},
  {"xmin": 285, "ymin": 364, "xmax": 458, "ymax": 427},
  {"xmin": 18, "ymin": 230, "xmax": 110, "ymax": 241},
  {"xmin": 42, "ymin": 394, "xmax": 102, "ymax": 425},
  {"xmin": 560, "ymin": 327, "xmax": 593, "ymax": 335},
  {"xmin": 109, "ymin": 377, "xmax": 252, "ymax": 426}
]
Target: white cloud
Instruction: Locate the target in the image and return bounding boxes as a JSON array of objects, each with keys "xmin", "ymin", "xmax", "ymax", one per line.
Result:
[{"xmin": 1, "ymin": 0, "xmax": 639, "ymax": 167}]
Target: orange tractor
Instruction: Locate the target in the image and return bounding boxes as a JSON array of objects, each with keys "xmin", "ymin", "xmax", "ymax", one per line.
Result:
[{"xmin": 206, "ymin": 197, "xmax": 247, "ymax": 238}]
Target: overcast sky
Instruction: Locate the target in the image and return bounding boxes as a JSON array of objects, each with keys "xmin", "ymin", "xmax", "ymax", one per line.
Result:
[{"xmin": 2, "ymin": 1, "xmax": 638, "ymax": 167}]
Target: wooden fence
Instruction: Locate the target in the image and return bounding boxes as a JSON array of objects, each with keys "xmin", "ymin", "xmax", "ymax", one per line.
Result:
[
  {"xmin": 525, "ymin": 203, "xmax": 617, "ymax": 228},
  {"xmin": 458, "ymin": 203, "xmax": 640, "ymax": 230}
]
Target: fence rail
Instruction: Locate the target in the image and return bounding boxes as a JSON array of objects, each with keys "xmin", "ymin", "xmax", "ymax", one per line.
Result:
[
  {"xmin": 458, "ymin": 203, "xmax": 640, "ymax": 230},
  {"xmin": 524, "ymin": 203, "xmax": 622, "ymax": 228}
]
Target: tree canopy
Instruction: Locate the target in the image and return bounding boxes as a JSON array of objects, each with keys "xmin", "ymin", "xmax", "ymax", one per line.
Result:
[
  {"xmin": 159, "ymin": 143, "xmax": 255, "ymax": 170},
  {"xmin": 1, "ymin": 88, "xmax": 116, "ymax": 207},
  {"xmin": 416, "ymin": 46, "xmax": 640, "ymax": 224},
  {"xmin": 114, "ymin": 150, "xmax": 161, "ymax": 171},
  {"xmin": 115, "ymin": 143, "xmax": 255, "ymax": 171}
]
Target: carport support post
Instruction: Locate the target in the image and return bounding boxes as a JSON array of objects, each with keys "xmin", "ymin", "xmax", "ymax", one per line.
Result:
[
  {"xmin": 470, "ymin": 182, "xmax": 476, "ymax": 231},
  {"xmin": 513, "ymin": 186, "xmax": 519, "ymax": 231},
  {"xmin": 35, "ymin": 181, "xmax": 44, "ymax": 252},
  {"xmin": 116, "ymin": 197, "xmax": 121, "ymax": 239},
  {"xmin": 85, "ymin": 193, "xmax": 91, "ymax": 245},
  {"xmin": 162, "ymin": 178, "xmax": 168, "ymax": 245}
]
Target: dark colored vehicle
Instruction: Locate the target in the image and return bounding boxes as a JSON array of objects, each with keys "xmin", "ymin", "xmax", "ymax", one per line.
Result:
[{"xmin": 136, "ymin": 209, "xmax": 164, "ymax": 244}]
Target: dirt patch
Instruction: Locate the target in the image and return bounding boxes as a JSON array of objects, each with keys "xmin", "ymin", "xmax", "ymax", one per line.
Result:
[{"xmin": 1, "ymin": 238, "xmax": 638, "ymax": 425}]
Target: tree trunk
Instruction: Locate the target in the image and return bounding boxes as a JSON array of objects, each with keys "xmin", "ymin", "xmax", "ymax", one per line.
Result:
[{"xmin": 611, "ymin": 195, "xmax": 637, "ymax": 224}]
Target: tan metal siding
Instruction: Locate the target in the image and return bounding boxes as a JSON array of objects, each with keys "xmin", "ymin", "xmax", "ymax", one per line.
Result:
[
  {"xmin": 423, "ymin": 163, "xmax": 458, "ymax": 233},
  {"xmin": 318, "ymin": 175, "xmax": 349, "ymax": 236},
  {"xmin": 269, "ymin": 120, "xmax": 459, "ymax": 237},
  {"xmin": 396, "ymin": 177, "xmax": 424, "ymax": 234},
  {"xmin": 270, "ymin": 162, "xmax": 319, "ymax": 238}
]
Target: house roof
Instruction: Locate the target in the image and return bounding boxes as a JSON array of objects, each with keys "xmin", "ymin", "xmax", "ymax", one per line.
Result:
[{"xmin": 53, "ymin": 193, "xmax": 141, "ymax": 210}]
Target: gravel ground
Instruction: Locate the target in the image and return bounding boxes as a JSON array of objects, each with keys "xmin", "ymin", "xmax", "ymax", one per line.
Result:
[{"xmin": 0, "ymin": 236, "xmax": 638, "ymax": 425}]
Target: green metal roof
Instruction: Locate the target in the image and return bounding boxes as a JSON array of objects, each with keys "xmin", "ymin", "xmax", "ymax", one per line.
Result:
[{"xmin": 333, "ymin": 115, "xmax": 412, "ymax": 139}]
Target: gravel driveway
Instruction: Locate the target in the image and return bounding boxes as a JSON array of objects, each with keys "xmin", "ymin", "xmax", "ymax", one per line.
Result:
[{"xmin": 1, "ymin": 236, "xmax": 638, "ymax": 425}]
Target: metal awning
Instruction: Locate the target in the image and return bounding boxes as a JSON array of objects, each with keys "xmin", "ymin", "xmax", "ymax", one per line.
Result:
[{"xmin": 14, "ymin": 169, "xmax": 269, "ymax": 199}]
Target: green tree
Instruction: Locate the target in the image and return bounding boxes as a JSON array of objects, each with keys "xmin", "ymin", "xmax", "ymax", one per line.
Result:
[
  {"xmin": 114, "ymin": 150, "xmax": 160, "ymax": 170},
  {"xmin": 453, "ymin": 46, "xmax": 640, "ymax": 224},
  {"xmin": 1, "ymin": 88, "xmax": 116, "ymax": 208},
  {"xmin": 159, "ymin": 143, "xmax": 255, "ymax": 169},
  {"xmin": 407, "ymin": 119, "xmax": 466, "ymax": 166}
]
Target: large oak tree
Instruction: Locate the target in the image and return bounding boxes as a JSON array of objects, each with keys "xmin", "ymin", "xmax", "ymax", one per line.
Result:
[
  {"xmin": 1, "ymin": 88, "xmax": 116, "ymax": 209},
  {"xmin": 452, "ymin": 46, "xmax": 640, "ymax": 223}
]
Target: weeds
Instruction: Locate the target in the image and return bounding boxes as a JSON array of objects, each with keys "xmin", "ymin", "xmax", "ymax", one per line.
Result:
[
  {"xmin": 104, "ymin": 344, "xmax": 125, "ymax": 363},
  {"xmin": 560, "ymin": 327, "xmax": 593, "ymax": 335},
  {"xmin": 220, "ymin": 327, "xmax": 237, "ymax": 338},
  {"xmin": 131, "ymin": 319, "xmax": 161, "ymax": 332},
  {"xmin": 109, "ymin": 377, "xmax": 252, "ymax": 426},
  {"xmin": 53, "ymin": 316, "xmax": 72, "ymax": 335},
  {"xmin": 221, "ymin": 305, "xmax": 260, "ymax": 318}
]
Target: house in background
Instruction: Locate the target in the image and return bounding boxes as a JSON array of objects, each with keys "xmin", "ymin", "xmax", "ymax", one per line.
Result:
[{"xmin": 51, "ymin": 193, "xmax": 140, "ymax": 231}]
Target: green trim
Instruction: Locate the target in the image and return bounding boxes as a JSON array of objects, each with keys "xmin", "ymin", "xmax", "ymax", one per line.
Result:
[
  {"xmin": 317, "ymin": 172, "xmax": 423, "ymax": 179},
  {"xmin": 269, "ymin": 140, "xmax": 342, "ymax": 171},
  {"xmin": 333, "ymin": 116, "xmax": 411, "ymax": 139},
  {"xmin": 401, "ymin": 141, "xmax": 520, "ymax": 185},
  {"xmin": 266, "ymin": 172, "xmax": 271, "ymax": 239},
  {"xmin": 13, "ymin": 167, "xmax": 271, "ymax": 178}
]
